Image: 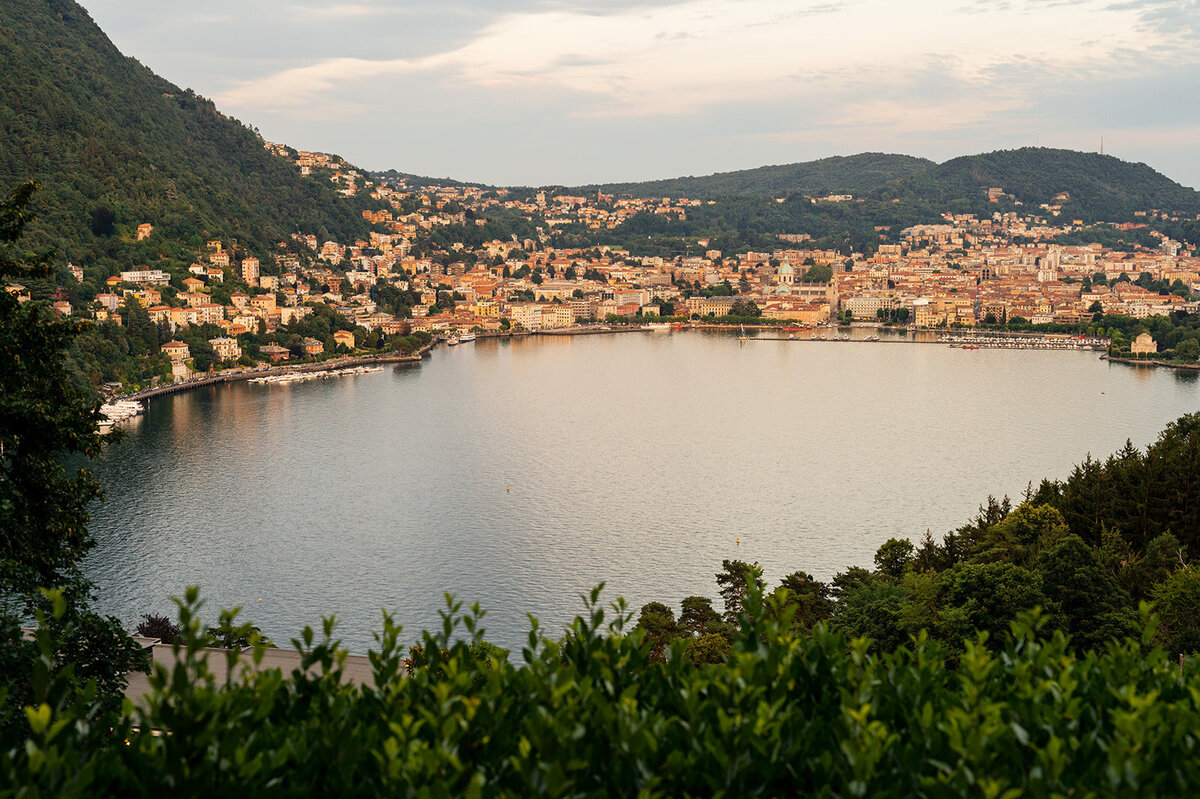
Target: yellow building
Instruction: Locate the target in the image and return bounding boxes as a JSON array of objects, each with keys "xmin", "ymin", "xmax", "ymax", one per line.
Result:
[{"xmin": 1131, "ymin": 332, "xmax": 1157, "ymax": 355}]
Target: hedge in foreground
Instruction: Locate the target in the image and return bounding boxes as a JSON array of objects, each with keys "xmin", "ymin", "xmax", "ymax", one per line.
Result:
[{"xmin": 5, "ymin": 586, "xmax": 1200, "ymax": 797}]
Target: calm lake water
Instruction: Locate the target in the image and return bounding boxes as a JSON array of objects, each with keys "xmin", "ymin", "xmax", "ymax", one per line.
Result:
[{"xmin": 85, "ymin": 331, "xmax": 1200, "ymax": 652}]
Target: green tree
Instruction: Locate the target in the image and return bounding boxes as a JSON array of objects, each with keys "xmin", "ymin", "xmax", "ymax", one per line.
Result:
[
  {"xmin": 771, "ymin": 571, "xmax": 833, "ymax": 631},
  {"xmin": 972, "ymin": 503, "xmax": 1069, "ymax": 567},
  {"xmin": 1152, "ymin": 567, "xmax": 1200, "ymax": 657},
  {"xmin": 728, "ymin": 298, "xmax": 760, "ymax": 317},
  {"xmin": 634, "ymin": 602, "xmax": 678, "ymax": 662},
  {"xmin": 1037, "ymin": 535, "xmax": 1137, "ymax": 651},
  {"xmin": 874, "ymin": 538, "xmax": 914, "ymax": 579},
  {"xmin": 801, "ymin": 263, "xmax": 833, "ymax": 282},
  {"xmin": 679, "ymin": 596, "xmax": 721, "ymax": 636},
  {"xmin": 682, "ymin": 631, "xmax": 732, "ymax": 664},
  {"xmin": 715, "ymin": 559, "xmax": 763, "ymax": 623},
  {"xmin": 0, "ymin": 183, "xmax": 143, "ymax": 733},
  {"xmin": 932, "ymin": 562, "xmax": 1046, "ymax": 650}
]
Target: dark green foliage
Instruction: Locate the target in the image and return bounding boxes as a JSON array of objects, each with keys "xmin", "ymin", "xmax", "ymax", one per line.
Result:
[
  {"xmin": 13, "ymin": 587, "xmax": 1200, "ymax": 796},
  {"xmin": 0, "ymin": 0, "xmax": 377, "ymax": 272},
  {"xmin": 1036, "ymin": 414, "xmax": 1200, "ymax": 554},
  {"xmin": 715, "ymin": 558, "xmax": 763, "ymax": 622},
  {"xmin": 1151, "ymin": 567, "xmax": 1200, "ymax": 657},
  {"xmin": 933, "ymin": 562, "xmax": 1045, "ymax": 648},
  {"xmin": 574, "ymin": 152, "xmax": 936, "ymax": 198},
  {"xmin": 678, "ymin": 595, "xmax": 721, "ymax": 636},
  {"xmin": 727, "ymin": 297, "xmax": 759, "ymax": 317},
  {"xmin": 873, "ymin": 537, "xmax": 914, "ymax": 579},
  {"xmin": 801, "ymin": 262, "xmax": 833, "ymax": 283},
  {"xmin": 880, "ymin": 147, "xmax": 1200, "ymax": 221},
  {"xmin": 829, "ymin": 575, "xmax": 908, "ymax": 654},
  {"xmin": 206, "ymin": 608, "xmax": 271, "ymax": 649},
  {"xmin": 633, "ymin": 601, "xmax": 677, "ymax": 662},
  {"xmin": 0, "ymin": 183, "xmax": 101, "ymax": 598},
  {"xmin": 1038, "ymin": 535, "xmax": 1138, "ymax": 651},
  {"xmin": 0, "ymin": 183, "xmax": 143, "ymax": 735},
  {"xmin": 971, "ymin": 503, "xmax": 1069, "ymax": 566},
  {"xmin": 135, "ymin": 613, "xmax": 180, "ymax": 645},
  {"xmin": 770, "ymin": 571, "xmax": 834, "ymax": 631}
]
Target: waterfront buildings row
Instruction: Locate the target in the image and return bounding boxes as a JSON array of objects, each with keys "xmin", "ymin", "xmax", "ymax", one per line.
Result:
[{"xmin": 16, "ymin": 147, "xmax": 1200, "ymax": 379}]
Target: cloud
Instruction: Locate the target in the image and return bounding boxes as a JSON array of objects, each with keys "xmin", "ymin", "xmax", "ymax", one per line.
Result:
[
  {"xmin": 218, "ymin": 0, "xmax": 1189, "ymax": 130},
  {"xmin": 300, "ymin": 5, "xmax": 390, "ymax": 18}
]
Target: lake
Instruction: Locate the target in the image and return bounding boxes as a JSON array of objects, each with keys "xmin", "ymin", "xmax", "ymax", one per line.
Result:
[{"xmin": 85, "ymin": 331, "xmax": 1200, "ymax": 652}]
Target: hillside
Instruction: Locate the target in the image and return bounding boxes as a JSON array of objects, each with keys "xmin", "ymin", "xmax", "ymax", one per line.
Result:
[
  {"xmin": 877, "ymin": 148, "xmax": 1200, "ymax": 221},
  {"xmin": 570, "ymin": 153, "xmax": 934, "ymax": 199},
  {"xmin": 0, "ymin": 0, "xmax": 377, "ymax": 274}
]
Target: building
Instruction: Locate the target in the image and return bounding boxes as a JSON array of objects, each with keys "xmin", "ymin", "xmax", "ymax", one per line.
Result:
[
  {"xmin": 241, "ymin": 258, "xmax": 261, "ymax": 286},
  {"xmin": 118, "ymin": 269, "xmax": 170, "ymax": 286},
  {"xmin": 684, "ymin": 296, "xmax": 736, "ymax": 317},
  {"xmin": 508, "ymin": 303, "xmax": 542, "ymax": 331},
  {"xmin": 303, "ymin": 337, "xmax": 324, "ymax": 356},
  {"xmin": 333, "ymin": 330, "xmax": 355, "ymax": 350},
  {"xmin": 260, "ymin": 344, "xmax": 290, "ymax": 363},
  {"xmin": 1131, "ymin": 332, "xmax": 1157, "ymax": 356},
  {"xmin": 161, "ymin": 341, "xmax": 190, "ymax": 362},
  {"xmin": 209, "ymin": 337, "xmax": 241, "ymax": 362},
  {"xmin": 540, "ymin": 304, "xmax": 574, "ymax": 329}
]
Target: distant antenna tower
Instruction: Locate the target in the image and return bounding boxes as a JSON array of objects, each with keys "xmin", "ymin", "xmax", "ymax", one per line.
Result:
[{"xmin": 1100, "ymin": 136, "xmax": 1104, "ymax": 155}]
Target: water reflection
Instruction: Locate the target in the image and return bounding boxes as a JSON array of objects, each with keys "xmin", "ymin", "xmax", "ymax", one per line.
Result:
[{"xmin": 86, "ymin": 333, "xmax": 1200, "ymax": 653}]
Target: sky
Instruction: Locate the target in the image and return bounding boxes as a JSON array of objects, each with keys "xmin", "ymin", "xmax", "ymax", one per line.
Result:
[{"xmin": 80, "ymin": 0, "xmax": 1200, "ymax": 188}]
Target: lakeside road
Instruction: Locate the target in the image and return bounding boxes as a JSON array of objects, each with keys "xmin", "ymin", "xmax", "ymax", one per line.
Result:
[{"xmin": 120, "ymin": 349, "xmax": 428, "ymax": 404}]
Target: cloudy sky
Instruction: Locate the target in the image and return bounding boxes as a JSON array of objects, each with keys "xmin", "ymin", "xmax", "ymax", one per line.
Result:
[{"xmin": 81, "ymin": 0, "xmax": 1200, "ymax": 188}]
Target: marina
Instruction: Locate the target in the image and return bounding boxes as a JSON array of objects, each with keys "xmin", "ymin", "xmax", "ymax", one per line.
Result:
[
  {"xmin": 98, "ymin": 400, "xmax": 145, "ymax": 433},
  {"xmin": 937, "ymin": 334, "xmax": 1108, "ymax": 350},
  {"xmin": 248, "ymin": 365, "xmax": 383, "ymax": 385}
]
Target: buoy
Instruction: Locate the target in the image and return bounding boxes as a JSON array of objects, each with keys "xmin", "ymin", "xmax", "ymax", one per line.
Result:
[
  {"xmin": 736, "ymin": 538, "xmax": 740, "ymax": 545},
  {"xmin": 506, "ymin": 485, "xmax": 510, "ymax": 492}
]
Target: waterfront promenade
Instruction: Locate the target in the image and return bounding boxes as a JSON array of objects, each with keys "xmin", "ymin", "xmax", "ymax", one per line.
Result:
[
  {"xmin": 121, "ymin": 350, "xmax": 426, "ymax": 403},
  {"xmin": 117, "ymin": 324, "xmax": 1111, "ymax": 408}
]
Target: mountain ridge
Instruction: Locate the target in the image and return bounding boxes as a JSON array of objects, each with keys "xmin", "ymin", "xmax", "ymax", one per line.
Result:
[{"xmin": 0, "ymin": 0, "xmax": 378, "ymax": 276}]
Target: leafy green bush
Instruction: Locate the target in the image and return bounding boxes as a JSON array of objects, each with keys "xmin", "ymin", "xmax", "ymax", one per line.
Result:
[{"xmin": 7, "ymin": 585, "xmax": 1200, "ymax": 796}]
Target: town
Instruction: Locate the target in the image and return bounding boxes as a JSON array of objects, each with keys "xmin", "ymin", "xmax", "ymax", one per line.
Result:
[{"xmin": 10, "ymin": 143, "xmax": 1200, "ymax": 391}]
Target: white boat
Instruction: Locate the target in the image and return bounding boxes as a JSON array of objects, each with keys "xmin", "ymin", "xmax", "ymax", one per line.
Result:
[
  {"xmin": 98, "ymin": 399, "xmax": 145, "ymax": 430},
  {"xmin": 447, "ymin": 337, "xmax": 459, "ymax": 346},
  {"xmin": 645, "ymin": 322, "xmax": 671, "ymax": 332},
  {"xmin": 458, "ymin": 333, "xmax": 476, "ymax": 342}
]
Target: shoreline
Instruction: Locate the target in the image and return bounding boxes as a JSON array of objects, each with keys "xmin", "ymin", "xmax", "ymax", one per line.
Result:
[
  {"xmin": 118, "ymin": 325, "xmax": 1116, "ymax": 406},
  {"xmin": 1103, "ymin": 355, "xmax": 1200, "ymax": 372},
  {"xmin": 120, "ymin": 348, "xmax": 428, "ymax": 403}
]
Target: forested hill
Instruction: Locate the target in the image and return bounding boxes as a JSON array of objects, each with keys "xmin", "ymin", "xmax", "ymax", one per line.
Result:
[
  {"xmin": 559, "ymin": 148, "xmax": 1200, "ymax": 223},
  {"xmin": 0, "ymin": 0, "xmax": 378, "ymax": 268},
  {"xmin": 571, "ymin": 153, "xmax": 934, "ymax": 199},
  {"xmin": 877, "ymin": 148, "xmax": 1200, "ymax": 221}
]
